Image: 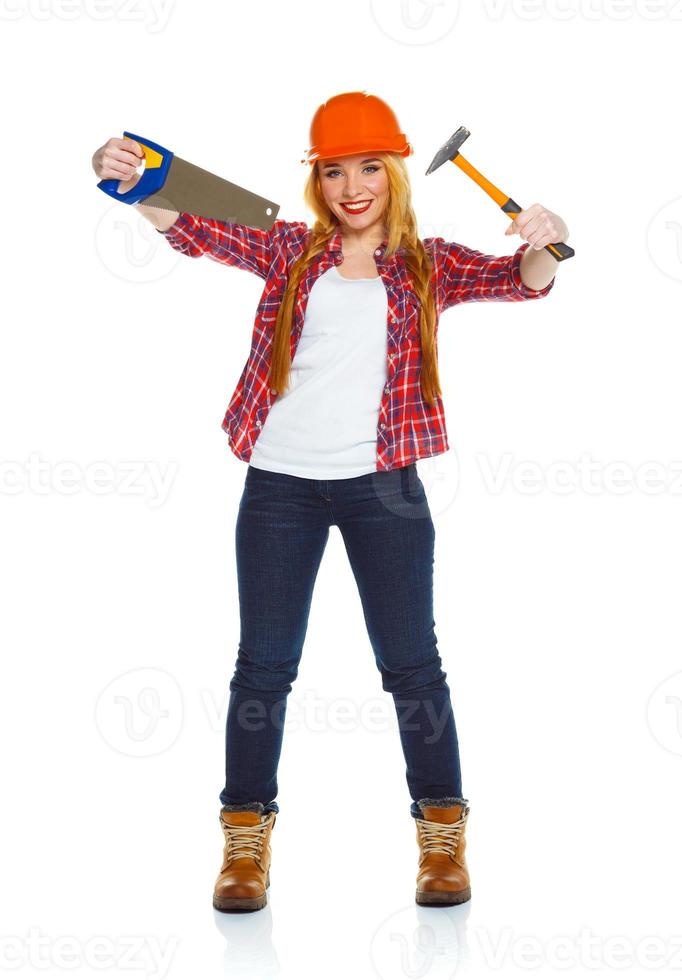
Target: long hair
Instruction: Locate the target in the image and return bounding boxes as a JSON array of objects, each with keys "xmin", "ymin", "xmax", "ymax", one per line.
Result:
[{"xmin": 268, "ymin": 152, "xmax": 442, "ymax": 405}]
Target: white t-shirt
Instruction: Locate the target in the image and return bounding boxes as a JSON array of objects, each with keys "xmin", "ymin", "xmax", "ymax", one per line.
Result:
[{"xmin": 248, "ymin": 264, "xmax": 389, "ymax": 479}]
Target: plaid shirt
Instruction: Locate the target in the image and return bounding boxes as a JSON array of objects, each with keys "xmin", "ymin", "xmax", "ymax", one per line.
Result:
[{"xmin": 158, "ymin": 213, "xmax": 555, "ymax": 471}]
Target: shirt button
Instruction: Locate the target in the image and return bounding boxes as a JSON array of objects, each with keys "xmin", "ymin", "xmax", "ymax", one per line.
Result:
[
  {"xmin": 374, "ymin": 249, "xmax": 381, "ymax": 256},
  {"xmin": 384, "ymin": 384, "xmax": 390, "ymax": 394},
  {"xmin": 380, "ymin": 423, "xmax": 386, "ymax": 430},
  {"xmin": 255, "ymin": 420, "xmax": 262, "ymax": 428},
  {"xmin": 390, "ymin": 315, "xmax": 396, "ymax": 323}
]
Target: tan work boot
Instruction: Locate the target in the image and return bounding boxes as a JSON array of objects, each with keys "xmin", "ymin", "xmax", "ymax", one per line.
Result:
[
  {"xmin": 415, "ymin": 800, "xmax": 471, "ymax": 906},
  {"xmin": 213, "ymin": 803, "xmax": 276, "ymax": 912}
]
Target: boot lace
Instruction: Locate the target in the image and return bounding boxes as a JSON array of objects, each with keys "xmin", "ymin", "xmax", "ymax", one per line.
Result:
[
  {"xmin": 220, "ymin": 816, "xmax": 270, "ymax": 863},
  {"xmin": 417, "ymin": 812, "xmax": 467, "ymax": 861}
]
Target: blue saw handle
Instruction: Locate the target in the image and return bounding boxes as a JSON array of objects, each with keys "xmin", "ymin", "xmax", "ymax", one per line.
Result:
[{"xmin": 97, "ymin": 131, "xmax": 174, "ymax": 204}]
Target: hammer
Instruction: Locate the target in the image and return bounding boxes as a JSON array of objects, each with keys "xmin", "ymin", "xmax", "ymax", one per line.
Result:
[{"xmin": 426, "ymin": 126, "xmax": 574, "ymax": 262}]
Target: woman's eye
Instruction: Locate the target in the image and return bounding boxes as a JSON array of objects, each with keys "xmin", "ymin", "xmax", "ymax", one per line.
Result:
[{"xmin": 325, "ymin": 166, "xmax": 380, "ymax": 178}]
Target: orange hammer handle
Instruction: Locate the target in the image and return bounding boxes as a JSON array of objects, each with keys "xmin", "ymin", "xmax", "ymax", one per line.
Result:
[
  {"xmin": 453, "ymin": 155, "xmax": 507, "ymax": 207},
  {"xmin": 452, "ymin": 155, "xmax": 574, "ymax": 262}
]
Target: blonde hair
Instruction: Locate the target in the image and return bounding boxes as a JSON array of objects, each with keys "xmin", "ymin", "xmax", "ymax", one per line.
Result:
[{"xmin": 268, "ymin": 152, "xmax": 442, "ymax": 404}]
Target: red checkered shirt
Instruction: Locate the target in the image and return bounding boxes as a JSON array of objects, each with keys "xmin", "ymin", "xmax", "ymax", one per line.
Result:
[{"xmin": 158, "ymin": 213, "xmax": 555, "ymax": 471}]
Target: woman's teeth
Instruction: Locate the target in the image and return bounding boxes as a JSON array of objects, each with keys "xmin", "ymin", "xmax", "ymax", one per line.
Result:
[{"xmin": 341, "ymin": 200, "xmax": 372, "ymax": 212}]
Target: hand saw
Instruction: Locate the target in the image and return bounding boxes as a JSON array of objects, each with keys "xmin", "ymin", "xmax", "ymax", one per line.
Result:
[{"xmin": 97, "ymin": 131, "xmax": 280, "ymax": 230}]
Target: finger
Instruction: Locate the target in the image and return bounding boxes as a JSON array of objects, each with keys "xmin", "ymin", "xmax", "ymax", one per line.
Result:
[
  {"xmin": 109, "ymin": 148, "xmax": 143, "ymax": 168},
  {"xmin": 117, "ymin": 174, "xmax": 140, "ymax": 191},
  {"xmin": 116, "ymin": 136, "xmax": 144, "ymax": 159},
  {"xmin": 103, "ymin": 163, "xmax": 136, "ymax": 180},
  {"xmin": 104, "ymin": 152, "xmax": 138, "ymax": 173},
  {"xmin": 513, "ymin": 212, "xmax": 531, "ymax": 234},
  {"xmin": 514, "ymin": 203, "xmax": 543, "ymax": 233},
  {"xmin": 521, "ymin": 214, "xmax": 549, "ymax": 239}
]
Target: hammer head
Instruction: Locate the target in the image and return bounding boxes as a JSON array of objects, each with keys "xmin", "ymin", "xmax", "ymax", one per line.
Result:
[{"xmin": 425, "ymin": 126, "xmax": 471, "ymax": 175}]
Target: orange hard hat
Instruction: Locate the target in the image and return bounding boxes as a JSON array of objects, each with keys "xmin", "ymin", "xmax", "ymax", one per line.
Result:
[{"xmin": 301, "ymin": 91, "xmax": 413, "ymax": 165}]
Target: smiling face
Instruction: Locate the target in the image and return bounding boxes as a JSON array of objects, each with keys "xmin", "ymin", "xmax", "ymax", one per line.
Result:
[{"xmin": 316, "ymin": 153, "xmax": 390, "ymax": 235}]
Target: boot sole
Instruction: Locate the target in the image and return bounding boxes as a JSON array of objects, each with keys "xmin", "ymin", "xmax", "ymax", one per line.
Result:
[
  {"xmin": 416, "ymin": 884, "xmax": 471, "ymax": 906},
  {"xmin": 213, "ymin": 872, "xmax": 270, "ymax": 913}
]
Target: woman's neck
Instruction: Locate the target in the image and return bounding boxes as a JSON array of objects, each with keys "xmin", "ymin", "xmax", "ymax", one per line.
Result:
[{"xmin": 338, "ymin": 222, "xmax": 386, "ymax": 257}]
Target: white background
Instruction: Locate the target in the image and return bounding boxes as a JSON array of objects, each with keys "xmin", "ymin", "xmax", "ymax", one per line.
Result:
[{"xmin": 2, "ymin": 0, "xmax": 682, "ymax": 977}]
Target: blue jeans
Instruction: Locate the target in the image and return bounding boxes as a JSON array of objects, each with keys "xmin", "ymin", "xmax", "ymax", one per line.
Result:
[{"xmin": 219, "ymin": 462, "xmax": 466, "ymax": 820}]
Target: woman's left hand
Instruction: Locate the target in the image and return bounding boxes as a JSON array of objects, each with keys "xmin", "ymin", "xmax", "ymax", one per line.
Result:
[{"xmin": 504, "ymin": 203, "xmax": 569, "ymax": 250}]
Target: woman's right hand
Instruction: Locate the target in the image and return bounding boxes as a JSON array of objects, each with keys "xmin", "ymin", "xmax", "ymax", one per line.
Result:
[
  {"xmin": 92, "ymin": 136, "xmax": 144, "ymax": 193},
  {"xmin": 92, "ymin": 135, "xmax": 179, "ymax": 229}
]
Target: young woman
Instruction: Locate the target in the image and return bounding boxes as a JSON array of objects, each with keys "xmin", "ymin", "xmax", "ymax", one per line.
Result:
[{"xmin": 92, "ymin": 91, "xmax": 566, "ymax": 913}]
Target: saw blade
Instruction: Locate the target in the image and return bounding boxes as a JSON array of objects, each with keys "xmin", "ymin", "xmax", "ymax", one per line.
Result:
[{"xmin": 141, "ymin": 156, "xmax": 279, "ymax": 229}]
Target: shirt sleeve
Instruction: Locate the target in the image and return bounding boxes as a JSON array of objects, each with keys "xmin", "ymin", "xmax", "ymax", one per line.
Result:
[
  {"xmin": 430, "ymin": 238, "xmax": 556, "ymax": 311},
  {"xmin": 156, "ymin": 212, "xmax": 292, "ymax": 280}
]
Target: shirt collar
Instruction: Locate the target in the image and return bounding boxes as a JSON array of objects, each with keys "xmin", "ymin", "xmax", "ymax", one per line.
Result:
[{"xmin": 327, "ymin": 225, "xmax": 402, "ymax": 263}]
